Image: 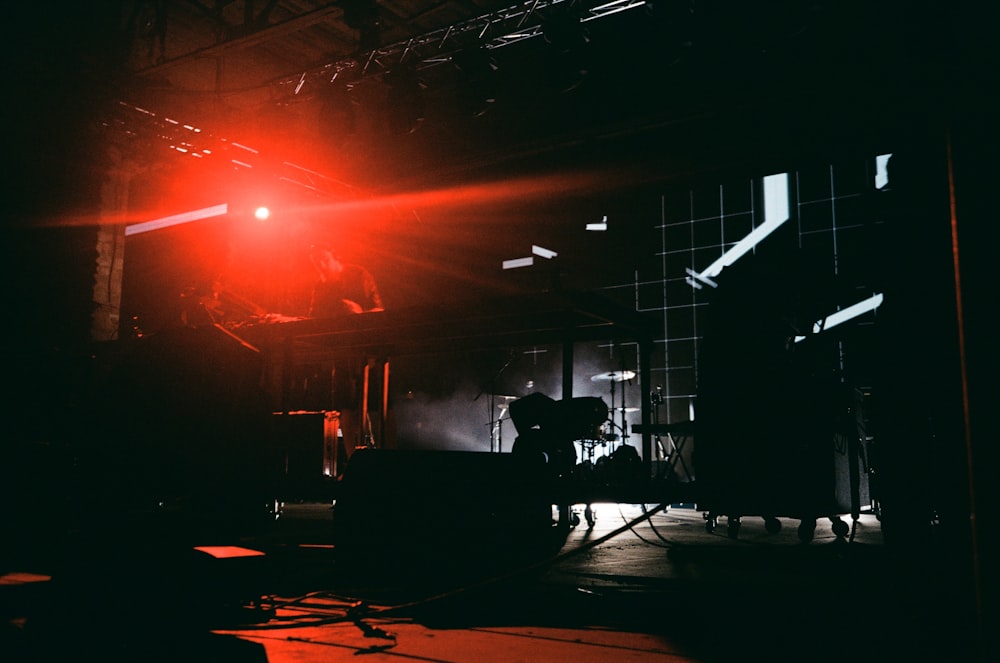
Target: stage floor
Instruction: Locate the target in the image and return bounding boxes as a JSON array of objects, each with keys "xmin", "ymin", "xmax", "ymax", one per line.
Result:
[{"xmin": 1, "ymin": 501, "xmax": 985, "ymax": 662}]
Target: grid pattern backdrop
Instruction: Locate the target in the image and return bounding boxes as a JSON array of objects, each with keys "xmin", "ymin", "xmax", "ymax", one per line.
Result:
[{"xmin": 592, "ymin": 154, "xmax": 887, "ymax": 437}]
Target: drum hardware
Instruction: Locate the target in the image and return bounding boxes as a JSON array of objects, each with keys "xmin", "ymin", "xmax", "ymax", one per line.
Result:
[
  {"xmin": 488, "ymin": 395, "xmax": 518, "ymax": 453},
  {"xmin": 576, "ymin": 433, "xmax": 612, "ymax": 465},
  {"xmin": 476, "ymin": 350, "xmax": 520, "ymax": 453},
  {"xmin": 590, "ymin": 370, "xmax": 636, "ymax": 383},
  {"xmin": 591, "ymin": 367, "xmax": 635, "ymax": 450},
  {"xmin": 652, "ymin": 385, "xmax": 666, "ymax": 462}
]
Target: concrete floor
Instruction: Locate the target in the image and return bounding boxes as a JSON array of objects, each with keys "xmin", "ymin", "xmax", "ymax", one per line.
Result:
[{"xmin": 2, "ymin": 498, "xmax": 987, "ymax": 662}]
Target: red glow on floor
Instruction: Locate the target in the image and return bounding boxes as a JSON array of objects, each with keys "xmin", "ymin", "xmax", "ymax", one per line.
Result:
[{"xmin": 193, "ymin": 546, "xmax": 266, "ymax": 559}]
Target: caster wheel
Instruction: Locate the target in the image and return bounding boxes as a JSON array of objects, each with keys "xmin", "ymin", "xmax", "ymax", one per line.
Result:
[
  {"xmin": 727, "ymin": 517, "xmax": 741, "ymax": 539},
  {"xmin": 797, "ymin": 518, "xmax": 817, "ymax": 543},
  {"xmin": 764, "ymin": 517, "xmax": 782, "ymax": 534},
  {"xmin": 570, "ymin": 512, "xmax": 581, "ymax": 528},
  {"xmin": 831, "ymin": 517, "xmax": 850, "ymax": 538}
]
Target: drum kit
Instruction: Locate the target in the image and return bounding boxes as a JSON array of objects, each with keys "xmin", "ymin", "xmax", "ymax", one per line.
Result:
[
  {"xmin": 485, "ymin": 368, "xmax": 639, "ymax": 462},
  {"xmin": 579, "ymin": 369, "xmax": 637, "ymax": 463}
]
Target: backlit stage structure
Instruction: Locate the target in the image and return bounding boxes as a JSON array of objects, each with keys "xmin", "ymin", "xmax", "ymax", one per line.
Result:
[{"xmin": 232, "ymin": 288, "xmax": 681, "ymax": 505}]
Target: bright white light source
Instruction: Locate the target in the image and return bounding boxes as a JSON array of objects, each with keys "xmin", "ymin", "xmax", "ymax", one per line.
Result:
[
  {"xmin": 875, "ymin": 153, "xmax": 892, "ymax": 189},
  {"xmin": 254, "ymin": 206, "xmax": 271, "ymax": 221},
  {"xmin": 125, "ymin": 204, "xmax": 229, "ymax": 236},
  {"xmin": 762, "ymin": 172, "xmax": 790, "ymax": 227},
  {"xmin": 503, "ymin": 257, "xmax": 534, "ymax": 270},
  {"xmin": 532, "ymin": 245, "xmax": 558, "ymax": 259},
  {"xmin": 586, "ymin": 215, "xmax": 608, "ymax": 231}
]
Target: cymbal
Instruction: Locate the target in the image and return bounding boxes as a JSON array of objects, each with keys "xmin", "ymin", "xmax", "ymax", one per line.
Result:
[
  {"xmin": 614, "ymin": 407, "xmax": 639, "ymax": 413},
  {"xmin": 591, "ymin": 370, "xmax": 636, "ymax": 382}
]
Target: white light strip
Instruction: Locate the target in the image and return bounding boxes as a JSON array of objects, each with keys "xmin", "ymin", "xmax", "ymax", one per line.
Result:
[
  {"xmin": 590, "ymin": 0, "xmax": 644, "ymax": 13},
  {"xmin": 694, "ymin": 173, "xmax": 790, "ymax": 283},
  {"xmin": 231, "ymin": 142, "xmax": 259, "ymax": 154},
  {"xmin": 583, "ymin": 0, "xmax": 645, "ymax": 21},
  {"xmin": 125, "ymin": 204, "xmax": 229, "ymax": 236},
  {"xmin": 503, "ymin": 257, "xmax": 534, "ymax": 269},
  {"xmin": 875, "ymin": 153, "xmax": 892, "ymax": 189},
  {"xmin": 685, "ymin": 267, "xmax": 717, "ymax": 288},
  {"xmin": 532, "ymin": 245, "xmax": 558, "ymax": 259},
  {"xmin": 586, "ymin": 215, "xmax": 608, "ymax": 231},
  {"xmin": 794, "ymin": 292, "xmax": 884, "ymax": 342},
  {"xmin": 684, "ymin": 277, "xmax": 702, "ymax": 290}
]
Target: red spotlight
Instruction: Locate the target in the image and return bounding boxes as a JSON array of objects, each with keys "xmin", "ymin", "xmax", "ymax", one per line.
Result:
[{"xmin": 254, "ymin": 206, "xmax": 271, "ymax": 221}]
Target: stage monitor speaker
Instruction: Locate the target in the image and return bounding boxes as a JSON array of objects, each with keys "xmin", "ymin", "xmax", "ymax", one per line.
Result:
[
  {"xmin": 271, "ymin": 411, "xmax": 340, "ymax": 500},
  {"xmin": 332, "ymin": 449, "xmax": 557, "ymax": 579}
]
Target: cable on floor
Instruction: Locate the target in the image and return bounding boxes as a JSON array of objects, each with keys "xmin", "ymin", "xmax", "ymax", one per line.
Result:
[{"xmin": 219, "ymin": 502, "xmax": 672, "ymax": 630}]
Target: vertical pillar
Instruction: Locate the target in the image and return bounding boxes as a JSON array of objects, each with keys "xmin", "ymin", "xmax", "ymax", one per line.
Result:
[
  {"xmin": 381, "ymin": 358, "xmax": 391, "ymax": 446},
  {"xmin": 361, "ymin": 359, "xmax": 371, "ymax": 446},
  {"xmin": 90, "ymin": 147, "xmax": 134, "ymax": 342},
  {"xmin": 561, "ymin": 338, "xmax": 574, "ymax": 400}
]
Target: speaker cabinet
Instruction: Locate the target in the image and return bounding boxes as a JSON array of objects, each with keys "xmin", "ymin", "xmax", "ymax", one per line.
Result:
[{"xmin": 332, "ymin": 449, "xmax": 557, "ymax": 579}]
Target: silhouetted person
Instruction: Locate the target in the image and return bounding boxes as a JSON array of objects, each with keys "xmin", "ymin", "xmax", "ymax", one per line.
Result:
[
  {"xmin": 308, "ymin": 244, "xmax": 384, "ymax": 318},
  {"xmin": 302, "ymin": 243, "xmax": 385, "ymax": 469}
]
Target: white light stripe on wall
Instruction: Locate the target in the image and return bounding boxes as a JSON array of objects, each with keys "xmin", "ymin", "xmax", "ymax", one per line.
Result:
[
  {"xmin": 794, "ymin": 292, "xmax": 884, "ymax": 342},
  {"xmin": 125, "ymin": 204, "xmax": 229, "ymax": 236},
  {"xmin": 696, "ymin": 172, "xmax": 790, "ymax": 280},
  {"xmin": 532, "ymin": 245, "xmax": 558, "ymax": 259},
  {"xmin": 875, "ymin": 153, "xmax": 892, "ymax": 189},
  {"xmin": 503, "ymin": 257, "xmax": 534, "ymax": 269}
]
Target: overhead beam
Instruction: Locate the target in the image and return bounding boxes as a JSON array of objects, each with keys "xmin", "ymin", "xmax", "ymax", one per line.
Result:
[
  {"xmin": 134, "ymin": 2, "xmax": 344, "ymax": 77},
  {"xmin": 272, "ymin": 0, "xmax": 646, "ymax": 98}
]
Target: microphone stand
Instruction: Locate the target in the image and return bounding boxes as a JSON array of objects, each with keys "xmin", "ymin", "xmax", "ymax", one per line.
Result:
[{"xmin": 474, "ymin": 350, "xmax": 518, "ymax": 452}]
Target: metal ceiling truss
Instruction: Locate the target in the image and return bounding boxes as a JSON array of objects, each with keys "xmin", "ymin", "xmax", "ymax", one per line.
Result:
[
  {"xmin": 104, "ymin": 0, "xmax": 648, "ymax": 196},
  {"xmin": 275, "ymin": 0, "xmax": 647, "ymax": 98}
]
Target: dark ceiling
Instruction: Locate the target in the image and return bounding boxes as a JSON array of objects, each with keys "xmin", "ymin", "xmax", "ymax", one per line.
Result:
[{"xmin": 11, "ymin": 1, "xmax": 998, "ymax": 211}]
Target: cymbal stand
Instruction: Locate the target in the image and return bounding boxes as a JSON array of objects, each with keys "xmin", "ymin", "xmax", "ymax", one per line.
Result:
[
  {"xmin": 476, "ymin": 350, "xmax": 518, "ymax": 453},
  {"xmin": 488, "ymin": 392, "xmax": 497, "ymax": 453},
  {"xmin": 651, "ymin": 385, "xmax": 667, "ymax": 466},
  {"xmin": 492, "ymin": 399, "xmax": 511, "ymax": 453},
  {"xmin": 613, "ymin": 368, "xmax": 634, "ymax": 450},
  {"xmin": 605, "ymin": 378, "xmax": 626, "ymax": 451},
  {"xmin": 619, "ymin": 377, "xmax": 630, "ymax": 448}
]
